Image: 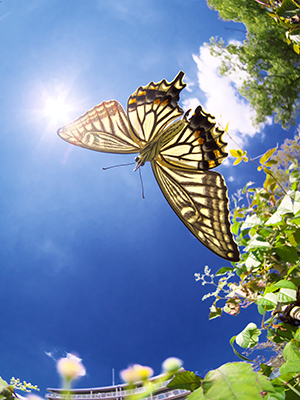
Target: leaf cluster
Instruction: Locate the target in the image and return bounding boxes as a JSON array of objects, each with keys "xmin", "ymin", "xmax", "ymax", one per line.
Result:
[
  {"xmin": 206, "ymin": 0, "xmax": 300, "ymax": 128},
  {"xmin": 260, "ymin": 0, "xmax": 300, "ymax": 54},
  {"xmin": 192, "ymin": 137, "xmax": 300, "ymax": 398},
  {"xmin": 167, "ymin": 364, "xmax": 277, "ymax": 400},
  {"xmin": 0, "ymin": 377, "xmax": 39, "ymax": 400}
]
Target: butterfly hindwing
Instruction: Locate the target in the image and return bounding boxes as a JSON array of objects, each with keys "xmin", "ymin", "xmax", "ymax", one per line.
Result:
[
  {"xmin": 159, "ymin": 106, "xmax": 228, "ymax": 170},
  {"xmin": 58, "ymin": 100, "xmax": 140, "ymax": 154},
  {"xmin": 151, "ymin": 161, "xmax": 240, "ymax": 261},
  {"xmin": 127, "ymin": 71, "xmax": 186, "ymax": 143}
]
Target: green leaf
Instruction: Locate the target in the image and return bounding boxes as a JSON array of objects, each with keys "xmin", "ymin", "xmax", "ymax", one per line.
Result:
[
  {"xmin": 290, "ymin": 216, "xmax": 300, "ymax": 225},
  {"xmin": 287, "ymin": 232, "xmax": 298, "ymax": 247},
  {"xmin": 269, "ymin": 324, "xmax": 298, "ymax": 343},
  {"xmin": 279, "ymin": 360, "xmax": 300, "ymax": 380},
  {"xmin": 293, "ymin": 228, "xmax": 300, "ymax": 243},
  {"xmin": 229, "ymin": 336, "xmax": 254, "ymax": 361},
  {"xmin": 235, "ymin": 323, "xmax": 261, "ymax": 349},
  {"xmin": 232, "ymin": 221, "xmax": 240, "ymax": 235},
  {"xmin": 242, "ymin": 181, "xmax": 254, "ymax": 194},
  {"xmin": 260, "ymin": 363, "xmax": 273, "ymax": 377},
  {"xmin": 257, "ymin": 293, "xmax": 278, "ymax": 310},
  {"xmin": 277, "ymin": 288, "xmax": 297, "ymax": 303},
  {"xmin": 259, "ymin": 228, "xmax": 274, "ymax": 238},
  {"xmin": 287, "ymin": 263, "xmax": 300, "ymax": 277},
  {"xmin": 188, "ymin": 362, "xmax": 274, "ymax": 400},
  {"xmin": 264, "ymin": 160, "xmax": 278, "ymax": 167},
  {"xmin": 259, "ymin": 147, "xmax": 278, "ymax": 165},
  {"xmin": 209, "ymin": 305, "xmax": 222, "ymax": 319},
  {"xmin": 275, "ymin": 246, "xmax": 299, "ymax": 263},
  {"xmin": 215, "ymin": 266, "xmax": 235, "ymax": 275},
  {"xmin": 167, "ymin": 371, "xmax": 202, "ymax": 392},
  {"xmin": 264, "ymin": 385, "xmax": 285, "ymax": 400},
  {"xmin": 271, "ymin": 280, "xmax": 297, "ymax": 290},
  {"xmin": 258, "ymin": 303, "xmax": 266, "ymax": 315},
  {"xmin": 0, "ymin": 381, "xmax": 8, "ymax": 390},
  {"xmin": 276, "ymin": 0, "xmax": 297, "ymax": 16},
  {"xmin": 0, "ymin": 383, "xmax": 13, "ymax": 400},
  {"xmin": 294, "ymin": 327, "xmax": 300, "ymax": 341},
  {"xmin": 282, "ymin": 340, "xmax": 300, "ymax": 362}
]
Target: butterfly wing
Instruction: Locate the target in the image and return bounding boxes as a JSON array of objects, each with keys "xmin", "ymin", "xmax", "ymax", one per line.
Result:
[
  {"xmin": 152, "ymin": 161, "xmax": 239, "ymax": 261},
  {"xmin": 127, "ymin": 71, "xmax": 186, "ymax": 143},
  {"xmin": 159, "ymin": 105, "xmax": 228, "ymax": 170},
  {"xmin": 58, "ymin": 100, "xmax": 140, "ymax": 154}
]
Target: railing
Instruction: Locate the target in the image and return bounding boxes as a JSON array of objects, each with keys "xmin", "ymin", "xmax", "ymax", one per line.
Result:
[{"xmin": 47, "ymin": 387, "xmax": 188, "ymax": 400}]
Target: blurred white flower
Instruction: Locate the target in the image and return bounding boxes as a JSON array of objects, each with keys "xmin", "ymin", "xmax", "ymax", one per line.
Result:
[
  {"xmin": 57, "ymin": 353, "xmax": 86, "ymax": 381},
  {"xmin": 162, "ymin": 357, "xmax": 183, "ymax": 373},
  {"xmin": 120, "ymin": 364, "xmax": 153, "ymax": 383}
]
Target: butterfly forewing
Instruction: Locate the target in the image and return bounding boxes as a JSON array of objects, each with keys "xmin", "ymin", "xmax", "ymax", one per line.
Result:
[
  {"xmin": 152, "ymin": 162, "xmax": 240, "ymax": 261},
  {"xmin": 58, "ymin": 100, "xmax": 140, "ymax": 154},
  {"xmin": 159, "ymin": 106, "xmax": 228, "ymax": 170},
  {"xmin": 127, "ymin": 71, "xmax": 186, "ymax": 143}
]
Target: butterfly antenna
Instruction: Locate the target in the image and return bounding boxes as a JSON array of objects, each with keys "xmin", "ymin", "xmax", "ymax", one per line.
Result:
[
  {"xmin": 102, "ymin": 162, "xmax": 135, "ymax": 170},
  {"xmin": 139, "ymin": 167, "xmax": 145, "ymax": 199}
]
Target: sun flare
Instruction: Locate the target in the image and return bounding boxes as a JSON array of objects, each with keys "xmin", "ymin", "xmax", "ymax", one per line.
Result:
[{"xmin": 44, "ymin": 97, "xmax": 70, "ymax": 123}]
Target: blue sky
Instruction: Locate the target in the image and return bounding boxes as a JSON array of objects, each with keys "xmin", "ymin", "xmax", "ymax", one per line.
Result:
[{"xmin": 0, "ymin": 0, "xmax": 298, "ymax": 396}]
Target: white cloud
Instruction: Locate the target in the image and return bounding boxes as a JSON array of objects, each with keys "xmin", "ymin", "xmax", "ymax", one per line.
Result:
[
  {"xmin": 45, "ymin": 351, "xmax": 57, "ymax": 361},
  {"xmin": 182, "ymin": 97, "xmax": 200, "ymax": 111},
  {"xmin": 184, "ymin": 76, "xmax": 195, "ymax": 93},
  {"xmin": 188, "ymin": 45, "xmax": 272, "ymax": 150}
]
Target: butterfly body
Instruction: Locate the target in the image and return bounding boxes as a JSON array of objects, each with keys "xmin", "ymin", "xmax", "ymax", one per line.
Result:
[{"xmin": 58, "ymin": 71, "xmax": 240, "ymax": 262}]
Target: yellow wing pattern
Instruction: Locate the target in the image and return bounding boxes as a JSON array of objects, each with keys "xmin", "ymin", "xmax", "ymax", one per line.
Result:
[
  {"xmin": 58, "ymin": 100, "xmax": 139, "ymax": 153},
  {"xmin": 152, "ymin": 163, "xmax": 239, "ymax": 261},
  {"xmin": 159, "ymin": 105, "xmax": 228, "ymax": 170},
  {"xmin": 127, "ymin": 71, "xmax": 186, "ymax": 142},
  {"xmin": 58, "ymin": 71, "xmax": 240, "ymax": 262}
]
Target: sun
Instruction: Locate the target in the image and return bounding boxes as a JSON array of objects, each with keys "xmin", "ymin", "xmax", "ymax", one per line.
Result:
[{"xmin": 44, "ymin": 97, "xmax": 70, "ymax": 123}]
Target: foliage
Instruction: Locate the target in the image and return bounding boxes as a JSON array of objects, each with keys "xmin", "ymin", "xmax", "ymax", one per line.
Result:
[
  {"xmin": 255, "ymin": 0, "xmax": 300, "ymax": 54},
  {"xmin": 193, "ymin": 135, "xmax": 300, "ymax": 398},
  {"xmin": 0, "ymin": 379, "xmax": 14, "ymax": 400},
  {"xmin": 168, "ymin": 365, "xmax": 275, "ymax": 400},
  {"xmin": 0, "ymin": 377, "xmax": 38, "ymax": 400},
  {"xmin": 206, "ymin": 0, "xmax": 300, "ymax": 128}
]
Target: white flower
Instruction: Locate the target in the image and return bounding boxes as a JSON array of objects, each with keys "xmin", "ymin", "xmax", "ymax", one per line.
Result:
[
  {"xmin": 162, "ymin": 357, "xmax": 183, "ymax": 373},
  {"xmin": 57, "ymin": 353, "xmax": 86, "ymax": 381},
  {"xmin": 120, "ymin": 364, "xmax": 153, "ymax": 383}
]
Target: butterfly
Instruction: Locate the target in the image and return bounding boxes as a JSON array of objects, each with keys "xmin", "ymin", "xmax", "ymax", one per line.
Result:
[{"xmin": 58, "ymin": 71, "xmax": 240, "ymax": 261}]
